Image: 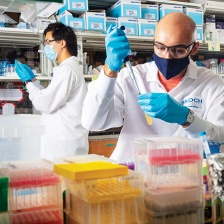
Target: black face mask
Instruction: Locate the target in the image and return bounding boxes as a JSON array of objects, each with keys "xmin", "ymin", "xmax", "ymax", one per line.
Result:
[{"xmin": 153, "ymin": 53, "xmax": 190, "ymax": 80}]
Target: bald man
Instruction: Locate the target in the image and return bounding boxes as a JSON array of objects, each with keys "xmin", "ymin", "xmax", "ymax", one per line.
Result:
[{"xmin": 82, "ymin": 12, "xmax": 224, "ymax": 162}]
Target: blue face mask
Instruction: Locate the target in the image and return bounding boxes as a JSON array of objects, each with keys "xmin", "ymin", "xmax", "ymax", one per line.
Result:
[
  {"xmin": 153, "ymin": 53, "xmax": 190, "ymax": 80},
  {"xmin": 44, "ymin": 45, "xmax": 58, "ymax": 62}
]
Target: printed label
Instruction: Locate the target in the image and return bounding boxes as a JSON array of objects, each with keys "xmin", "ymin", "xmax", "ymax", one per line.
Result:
[
  {"xmin": 182, "ymin": 97, "xmax": 203, "ymax": 109},
  {"xmin": 73, "ymin": 2, "xmax": 84, "ymax": 9},
  {"xmin": 91, "ymin": 23, "xmax": 102, "ymax": 30},
  {"xmin": 126, "ymin": 10, "xmax": 137, "ymax": 16}
]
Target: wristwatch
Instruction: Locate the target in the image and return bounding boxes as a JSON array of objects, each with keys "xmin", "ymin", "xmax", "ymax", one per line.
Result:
[
  {"xmin": 25, "ymin": 80, "xmax": 32, "ymax": 84},
  {"xmin": 181, "ymin": 109, "xmax": 194, "ymax": 128}
]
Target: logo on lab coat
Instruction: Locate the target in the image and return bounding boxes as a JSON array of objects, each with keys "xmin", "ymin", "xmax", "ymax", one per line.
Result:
[{"xmin": 182, "ymin": 97, "xmax": 203, "ymax": 109}]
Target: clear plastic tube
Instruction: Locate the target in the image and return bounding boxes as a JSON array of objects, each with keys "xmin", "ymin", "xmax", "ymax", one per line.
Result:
[{"xmin": 200, "ymin": 131, "xmax": 211, "ymax": 158}]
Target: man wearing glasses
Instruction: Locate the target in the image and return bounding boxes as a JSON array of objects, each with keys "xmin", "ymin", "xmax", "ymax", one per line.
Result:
[
  {"xmin": 82, "ymin": 12, "xmax": 224, "ymax": 162},
  {"xmin": 15, "ymin": 22, "xmax": 88, "ymax": 162}
]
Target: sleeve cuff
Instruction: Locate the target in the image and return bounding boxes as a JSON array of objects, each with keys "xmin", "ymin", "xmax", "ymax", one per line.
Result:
[
  {"xmin": 26, "ymin": 80, "xmax": 43, "ymax": 88},
  {"xmin": 183, "ymin": 113, "xmax": 207, "ymax": 138},
  {"xmin": 94, "ymin": 68, "xmax": 117, "ymax": 97}
]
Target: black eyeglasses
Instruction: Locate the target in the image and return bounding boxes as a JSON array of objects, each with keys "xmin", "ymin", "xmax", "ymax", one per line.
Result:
[
  {"xmin": 154, "ymin": 42, "xmax": 196, "ymax": 59},
  {"xmin": 41, "ymin": 39, "xmax": 56, "ymax": 46}
]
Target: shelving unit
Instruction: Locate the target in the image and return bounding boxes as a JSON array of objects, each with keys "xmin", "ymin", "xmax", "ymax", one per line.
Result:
[
  {"xmin": 0, "ymin": 1, "xmax": 224, "ymax": 79},
  {"xmin": 204, "ymin": 1, "xmax": 224, "ymax": 17}
]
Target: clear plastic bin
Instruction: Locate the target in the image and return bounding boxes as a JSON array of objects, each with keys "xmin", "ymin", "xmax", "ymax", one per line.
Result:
[
  {"xmin": 0, "ymin": 115, "xmax": 44, "ymax": 161},
  {"xmin": 64, "ymin": 170, "xmax": 144, "ymax": 204},
  {"xmin": 146, "ymin": 207, "xmax": 204, "ymax": 224},
  {"xmin": 64, "ymin": 170, "xmax": 145, "ymax": 223},
  {"xmin": 134, "ymin": 137, "xmax": 203, "ymax": 189},
  {"xmin": 145, "ymin": 187, "xmax": 204, "ymax": 214},
  {"xmin": 10, "ymin": 209, "xmax": 63, "ymax": 224},
  {"xmin": 6, "ymin": 160, "xmax": 62, "ymax": 212},
  {"xmin": 65, "ymin": 194, "xmax": 146, "ymax": 224},
  {"xmin": 0, "ymin": 212, "xmax": 10, "ymax": 224}
]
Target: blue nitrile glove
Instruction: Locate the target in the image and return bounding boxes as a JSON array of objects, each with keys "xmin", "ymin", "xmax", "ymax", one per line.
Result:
[
  {"xmin": 105, "ymin": 24, "xmax": 131, "ymax": 72},
  {"xmin": 15, "ymin": 60, "xmax": 35, "ymax": 82},
  {"xmin": 138, "ymin": 93, "xmax": 189, "ymax": 124}
]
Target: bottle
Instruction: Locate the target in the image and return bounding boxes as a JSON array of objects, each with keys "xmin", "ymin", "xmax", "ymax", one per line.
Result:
[
  {"xmin": 1, "ymin": 61, "xmax": 7, "ymax": 76},
  {"xmin": 210, "ymin": 61, "xmax": 218, "ymax": 74},
  {"xmin": 83, "ymin": 52, "xmax": 88, "ymax": 75},
  {"xmin": 218, "ymin": 59, "xmax": 224, "ymax": 74},
  {"xmin": 200, "ymin": 131, "xmax": 211, "ymax": 158},
  {"xmin": 204, "ymin": 28, "xmax": 210, "ymax": 41}
]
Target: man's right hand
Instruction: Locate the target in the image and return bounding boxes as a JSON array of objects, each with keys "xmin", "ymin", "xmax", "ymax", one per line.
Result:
[
  {"xmin": 105, "ymin": 25, "xmax": 130, "ymax": 72},
  {"xmin": 15, "ymin": 60, "xmax": 35, "ymax": 82}
]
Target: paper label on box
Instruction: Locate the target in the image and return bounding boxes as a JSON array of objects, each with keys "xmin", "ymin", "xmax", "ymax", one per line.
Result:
[
  {"xmin": 145, "ymin": 14, "xmax": 156, "ymax": 20},
  {"xmin": 126, "ymin": 9, "xmax": 137, "ymax": 17},
  {"xmin": 144, "ymin": 29, "xmax": 154, "ymax": 35},
  {"xmin": 125, "ymin": 27, "xmax": 134, "ymax": 35},
  {"xmin": 70, "ymin": 21, "xmax": 82, "ymax": 28},
  {"xmin": 91, "ymin": 22, "xmax": 102, "ymax": 30},
  {"xmin": 72, "ymin": 2, "xmax": 84, "ymax": 9}
]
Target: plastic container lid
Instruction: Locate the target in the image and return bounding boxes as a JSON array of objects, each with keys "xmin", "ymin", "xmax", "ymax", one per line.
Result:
[
  {"xmin": 54, "ymin": 162, "xmax": 128, "ymax": 181},
  {"xmin": 199, "ymin": 131, "xmax": 206, "ymax": 136}
]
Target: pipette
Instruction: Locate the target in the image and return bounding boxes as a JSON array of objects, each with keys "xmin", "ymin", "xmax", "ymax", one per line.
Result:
[
  {"xmin": 124, "ymin": 56, "xmax": 152, "ymax": 125},
  {"xmin": 116, "ymin": 25, "xmax": 152, "ymax": 125}
]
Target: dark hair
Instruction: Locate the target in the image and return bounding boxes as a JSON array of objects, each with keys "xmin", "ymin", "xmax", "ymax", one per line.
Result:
[{"xmin": 43, "ymin": 22, "xmax": 78, "ymax": 56}]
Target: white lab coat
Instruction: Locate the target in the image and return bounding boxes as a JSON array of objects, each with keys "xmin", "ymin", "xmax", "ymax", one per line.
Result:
[
  {"xmin": 82, "ymin": 61, "xmax": 224, "ymax": 163},
  {"xmin": 27, "ymin": 56, "xmax": 89, "ymax": 162}
]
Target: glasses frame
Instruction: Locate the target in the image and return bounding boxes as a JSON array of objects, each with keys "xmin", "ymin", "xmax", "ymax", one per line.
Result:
[
  {"xmin": 41, "ymin": 39, "xmax": 56, "ymax": 46},
  {"xmin": 153, "ymin": 42, "xmax": 196, "ymax": 59}
]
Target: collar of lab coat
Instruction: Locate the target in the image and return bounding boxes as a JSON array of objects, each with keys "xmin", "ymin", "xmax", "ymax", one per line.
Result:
[
  {"xmin": 58, "ymin": 56, "xmax": 77, "ymax": 67},
  {"xmin": 147, "ymin": 60, "xmax": 198, "ymax": 82}
]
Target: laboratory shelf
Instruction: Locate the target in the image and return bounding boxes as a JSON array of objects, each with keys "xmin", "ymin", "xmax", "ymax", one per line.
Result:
[
  {"xmin": 143, "ymin": 0, "xmax": 202, "ymax": 8},
  {"xmin": 0, "ymin": 27, "xmax": 41, "ymax": 47},
  {"xmin": 88, "ymin": 0, "xmax": 202, "ymax": 9},
  {"xmin": 0, "ymin": 75, "xmax": 51, "ymax": 82},
  {"xmin": 0, "ymin": 75, "xmax": 92, "ymax": 82},
  {"xmin": 204, "ymin": 1, "xmax": 224, "ymax": 17}
]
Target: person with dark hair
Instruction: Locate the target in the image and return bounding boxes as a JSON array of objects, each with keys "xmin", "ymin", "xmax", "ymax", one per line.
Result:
[{"xmin": 15, "ymin": 22, "xmax": 88, "ymax": 162}]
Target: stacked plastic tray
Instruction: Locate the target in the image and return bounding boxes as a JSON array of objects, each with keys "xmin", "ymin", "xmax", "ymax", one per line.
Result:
[
  {"xmin": 54, "ymin": 161, "xmax": 146, "ymax": 224},
  {"xmin": 134, "ymin": 137, "xmax": 204, "ymax": 224},
  {"xmin": 0, "ymin": 160, "xmax": 63, "ymax": 224}
]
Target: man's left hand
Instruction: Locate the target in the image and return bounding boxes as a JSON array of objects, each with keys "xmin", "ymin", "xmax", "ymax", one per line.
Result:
[{"xmin": 138, "ymin": 92, "xmax": 189, "ymax": 124}]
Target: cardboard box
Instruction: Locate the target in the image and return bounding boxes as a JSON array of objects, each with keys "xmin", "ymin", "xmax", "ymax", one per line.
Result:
[
  {"xmin": 159, "ymin": 4, "xmax": 183, "ymax": 20},
  {"xmin": 81, "ymin": 10, "xmax": 106, "ymax": 31},
  {"xmin": 118, "ymin": 17, "xmax": 138, "ymax": 36},
  {"xmin": 106, "ymin": 17, "xmax": 118, "ymax": 32},
  {"xmin": 141, "ymin": 4, "xmax": 159, "ymax": 21},
  {"xmin": 88, "ymin": 138, "xmax": 118, "ymax": 158},
  {"xmin": 107, "ymin": 0, "xmax": 141, "ymax": 18},
  {"xmin": 138, "ymin": 19, "xmax": 157, "ymax": 36},
  {"xmin": 58, "ymin": 0, "xmax": 88, "ymax": 14},
  {"xmin": 34, "ymin": 18, "xmax": 56, "ymax": 31},
  {"xmin": 196, "ymin": 25, "xmax": 203, "ymax": 42},
  {"xmin": 58, "ymin": 10, "xmax": 85, "ymax": 30},
  {"xmin": 184, "ymin": 7, "xmax": 203, "ymax": 25}
]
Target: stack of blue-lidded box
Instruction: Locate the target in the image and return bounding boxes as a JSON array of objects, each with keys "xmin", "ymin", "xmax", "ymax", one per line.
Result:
[{"xmin": 134, "ymin": 136, "xmax": 204, "ymax": 224}]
